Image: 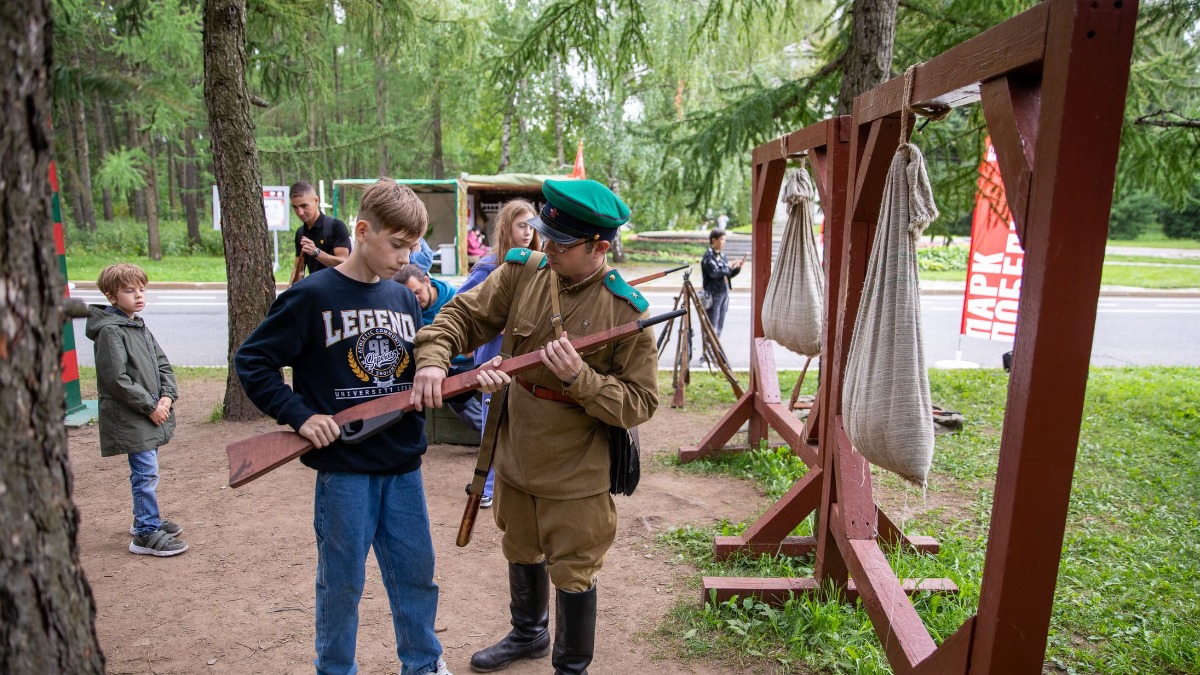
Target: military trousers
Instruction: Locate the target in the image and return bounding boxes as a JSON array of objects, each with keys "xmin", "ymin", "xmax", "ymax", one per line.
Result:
[{"xmin": 493, "ymin": 477, "xmax": 617, "ymax": 592}]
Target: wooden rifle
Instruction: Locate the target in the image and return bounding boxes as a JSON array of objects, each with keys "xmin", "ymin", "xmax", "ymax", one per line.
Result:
[
  {"xmin": 624, "ymin": 263, "xmax": 688, "ymax": 286},
  {"xmin": 225, "ymin": 309, "xmax": 685, "ymax": 489}
]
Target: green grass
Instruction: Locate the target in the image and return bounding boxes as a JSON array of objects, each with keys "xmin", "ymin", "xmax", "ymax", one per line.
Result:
[
  {"xmin": 917, "ymin": 262, "xmax": 1200, "ymax": 288},
  {"xmin": 64, "ymin": 217, "xmax": 296, "ymax": 284},
  {"xmin": 76, "ymin": 366, "xmax": 228, "ymax": 398},
  {"xmin": 653, "ymin": 368, "xmax": 1200, "ymax": 674},
  {"xmin": 1107, "ymin": 235, "xmax": 1200, "ymax": 249},
  {"xmin": 1106, "ymin": 255, "xmax": 1200, "ymax": 266},
  {"xmin": 67, "ymin": 252, "xmax": 294, "ymax": 284}
]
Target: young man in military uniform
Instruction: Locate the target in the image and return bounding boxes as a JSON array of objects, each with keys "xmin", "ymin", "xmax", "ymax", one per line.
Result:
[{"xmin": 409, "ymin": 179, "xmax": 659, "ymax": 674}]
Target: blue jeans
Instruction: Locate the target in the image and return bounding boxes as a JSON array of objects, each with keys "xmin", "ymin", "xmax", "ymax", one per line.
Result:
[
  {"xmin": 705, "ymin": 291, "xmax": 730, "ymax": 337},
  {"xmin": 448, "ymin": 394, "xmax": 484, "ymax": 434},
  {"xmin": 313, "ymin": 470, "xmax": 443, "ymax": 675},
  {"xmin": 480, "ymin": 394, "xmax": 496, "ymax": 498},
  {"xmin": 128, "ymin": 449, "xmax": 162, "ymax": 536}
]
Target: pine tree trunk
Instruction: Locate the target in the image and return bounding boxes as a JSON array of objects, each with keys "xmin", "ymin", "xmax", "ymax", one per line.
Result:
[
  {"xmin": 431, "ymin": 90, "xmax": 444, "ymax": 179},
  {"xmin": 69, "ymin": 49, "xmax": 97, "ymax": 231},
  {"xmin": 204, "ymin": 0, "xmax": 278, "ymax": 421},
  {"xmin": 333, "ymin": 44, "xmax": 343, "ymax": 125},
  {"xmin": 91, "ymin": 91, "xmax": 114, "ymax": 221},
  {"xmin": 139, "ymin": 118, "xmax": 163, "ymax": 260},
  {"xmin": 166, "ymin": 142, "xmax": 178, "ymax": 216},
  {"xmin": 306, "ymin": 74, "xmax": 319, "ymax": 149},
  {"xmin": 372, "ymin": 7, "xmax": 389, "ymax": 177},
  {"xmin": 836, "ymin": 0, "xmax": 899, "ymax": 115},
  {"xmin": 498, "ymin": 101, "xmax": 513, "ymax": 173},
  {"xmin": 553, "ymin": 58, "xmax": 564, "ymax": 168},
  {"xmin": 183, "ymin": 129, "xmax": 201, "ymax": 246},
  {"xmin": 608, "ymin": 172, "xmax": 626, "ymax": 262},
  {"xmin": 0, "ymin": 2, "xmax": 106, "ymax": 670},
  {"xmin": 517, "ymin": 79, "xmax": 529, "ymax": 164}
]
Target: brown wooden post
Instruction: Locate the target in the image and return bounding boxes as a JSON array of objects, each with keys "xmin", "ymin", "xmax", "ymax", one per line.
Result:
[{"xmin": 969, "ymin": 2, "xmax": 1138, "ymax": 672}]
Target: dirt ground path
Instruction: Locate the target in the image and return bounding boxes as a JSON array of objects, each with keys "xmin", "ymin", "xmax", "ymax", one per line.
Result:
[{"xmin": 69, "ymin": 378, "xmax": 765, "ymax": 674}]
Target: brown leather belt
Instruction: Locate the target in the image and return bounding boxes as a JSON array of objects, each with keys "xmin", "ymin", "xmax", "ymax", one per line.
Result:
[{"xmin": 516, "ymin": 375, "xmax": 580, "ymax": 406}]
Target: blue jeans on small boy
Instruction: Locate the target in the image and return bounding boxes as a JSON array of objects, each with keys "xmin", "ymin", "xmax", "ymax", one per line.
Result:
[
  {"xmin": 128, "ymin": 449, "xmax": 162, "ymax": 536},
  {"xmin": 313, "ymin": 469, "xmax": 443, "ymax": 675}
]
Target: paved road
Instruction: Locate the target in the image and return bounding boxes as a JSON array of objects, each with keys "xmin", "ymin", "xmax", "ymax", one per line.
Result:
[{"xmin": 68, "ymin": 288, "xmax": 1200, "ymax": 369}]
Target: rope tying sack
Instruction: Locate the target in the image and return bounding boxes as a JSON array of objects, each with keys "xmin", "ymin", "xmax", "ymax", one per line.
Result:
[
  {"xmin": 841, "ymin": 142, "xmax": 939, "ymax": 486},
  {"xmin": 762, "ymin": 166, "xmax": 824, "ymax": 356}
]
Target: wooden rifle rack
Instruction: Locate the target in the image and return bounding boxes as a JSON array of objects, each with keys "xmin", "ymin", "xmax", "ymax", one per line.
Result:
[
  {"xmin": 656, "ymin": 269, "xmax": 743, "ymax": 408},
  {"xmin": 683, "ymin": 1, "xmax": 1139, "ymax": 673}
]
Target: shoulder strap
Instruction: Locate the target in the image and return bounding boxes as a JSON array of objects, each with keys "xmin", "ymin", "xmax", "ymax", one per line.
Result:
[
  {"xmin": 503, "ymin": 247, "xmax": 548, "ymax": 268},
  {"xmin": 602, "ymin": 268, "xmax": 650, "ymax": 312}
]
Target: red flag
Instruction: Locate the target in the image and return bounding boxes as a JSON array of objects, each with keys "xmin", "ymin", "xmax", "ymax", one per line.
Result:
[
  {"xmin": 569, "ymin": 140, "xmax": 586, "ymax": 179},
  {"xmin": 959, "ymin": 137, "xmax": 1024, "ymax": 342}
]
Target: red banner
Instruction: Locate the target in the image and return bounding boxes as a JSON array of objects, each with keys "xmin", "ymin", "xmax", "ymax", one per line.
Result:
[
  {"xmin": 960, "ymin": 138, "xmax": 1024, "ymax": 341},
  {"xmin": 569, "ymin": 140, "xmax": 586, "ymax": 179}
]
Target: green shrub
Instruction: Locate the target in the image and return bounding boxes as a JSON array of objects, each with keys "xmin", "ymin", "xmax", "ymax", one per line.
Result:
[
  {"xmin": 1107, "ymin": 191, "xmax": 1160, "ymax": 240},
  {"xmin": 917, "ymin": 244, "xmax": 968, "ymax": 272},
  {"xmin": 66, "ymin": 217, "xmax": 224, "ymax": 257},
  {"xmin": 1159, "ymin": 192, "xmax": 1200, "ymax": 241}
]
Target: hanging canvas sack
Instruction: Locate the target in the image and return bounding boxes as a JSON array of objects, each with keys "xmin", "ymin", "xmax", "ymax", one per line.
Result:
[
  {"xmin": 762, "ymin": 167, "xmax": 824, "ymax": 356},
  {"xmin": 841, "ymin": 143, "xmax": 939, "ymax": 486}
]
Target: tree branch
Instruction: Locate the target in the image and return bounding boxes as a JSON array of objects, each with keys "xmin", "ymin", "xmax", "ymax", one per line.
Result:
[{"xmin": 1134, "ymin": 109, "xmax": 1200, "ymax": 129}]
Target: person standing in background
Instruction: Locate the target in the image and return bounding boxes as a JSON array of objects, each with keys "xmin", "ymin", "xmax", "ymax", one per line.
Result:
[
  {"xmin": 701, "ymin": 228, "xmax": 743, "ymax": 338},
  {"xmin": 291, "ymin": 180, "xmax": 351, "ymax": 275}
]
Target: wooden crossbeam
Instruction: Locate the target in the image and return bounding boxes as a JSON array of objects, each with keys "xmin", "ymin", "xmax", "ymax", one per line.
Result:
[{"xmin": 702, "ymin": 574, "xmax": 959, "ymax": 607}]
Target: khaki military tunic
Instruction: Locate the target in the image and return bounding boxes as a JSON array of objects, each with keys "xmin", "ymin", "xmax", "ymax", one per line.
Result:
[{"xmin": 413, "ymin": 259, "xmax": 659, "ymax": 499}]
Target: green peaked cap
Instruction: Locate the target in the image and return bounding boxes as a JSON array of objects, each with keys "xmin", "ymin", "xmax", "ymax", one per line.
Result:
[{"xmin": 530, "ymin": 179, "xmax": 631, "ymax": 244}]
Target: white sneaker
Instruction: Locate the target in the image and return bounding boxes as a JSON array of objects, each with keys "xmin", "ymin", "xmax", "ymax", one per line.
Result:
[
  {"xmin": 479, "ymin": 495, "xmax": 493, "ymax": 509},
  {"xmin": 433, "ymin": 656, "xmax": 452, "ymax": 675}
]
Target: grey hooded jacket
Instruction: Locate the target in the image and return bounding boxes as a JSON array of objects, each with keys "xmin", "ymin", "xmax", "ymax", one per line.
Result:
[{"xmin": 85, "ymin": 305, "xmax": 177, "ymax": 456}]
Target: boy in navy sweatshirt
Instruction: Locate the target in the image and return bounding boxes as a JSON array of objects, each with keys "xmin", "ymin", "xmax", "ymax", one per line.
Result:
[{"xmin": 235, "ymin": 178, "xmax": 457, "ymax": 675}]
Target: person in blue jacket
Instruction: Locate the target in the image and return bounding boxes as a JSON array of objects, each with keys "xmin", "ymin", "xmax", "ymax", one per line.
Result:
[
  {"xmin": 393, "ymin": 264, "xmax": 486, "ymax": 436},
  {"xmin": 456, "ymin": 199, "xmax": 540, "ymax": 507}
]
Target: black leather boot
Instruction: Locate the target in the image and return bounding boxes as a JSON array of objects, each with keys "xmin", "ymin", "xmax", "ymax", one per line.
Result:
[
  {"xmin": 552, "ymin": 584, "xmax": 597, "ymax": 675},
  {"xmin": 469, "ymin": 562, "xmax": 551, "ymax": 672}
]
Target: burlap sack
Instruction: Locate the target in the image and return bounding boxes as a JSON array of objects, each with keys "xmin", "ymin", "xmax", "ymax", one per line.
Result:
[
  {"xmin": 841, "ymin": 144, "xmax": 938, "ymax": 486},
  {"xmin": 762, "ymin": 168, "xmax": 824, "ymax": 356}
]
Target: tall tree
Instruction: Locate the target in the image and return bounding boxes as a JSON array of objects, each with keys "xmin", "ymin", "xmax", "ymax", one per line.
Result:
[
  {"xmin": 137, "ymin": 115, "xmax": 164, "ymax": 260},
  {"xmin": 67, "ymin": 48, "xmax": 98, "ymax": 230},
  {"xmin": 182, "ymin": 128, "xmax": 202, "ymax": 245},
  {"xmin": 204, "ymin": 0, "xmax": 276, "ymax": 420},
  {"xmin": 836, "ymin": 0, "xmax": 898, "ymax": 114},
  {"xmin": 91, "ymin": 91, "xmax": 115, "ymax": 220},
  {"xmin": 0, "ymin": 0, "xmax": 105, "ymax": 670}
]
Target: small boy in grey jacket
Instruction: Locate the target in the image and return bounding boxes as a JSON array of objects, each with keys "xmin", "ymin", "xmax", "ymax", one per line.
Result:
[{"xmin": 85, "ymin": 263, "xmax": 188, "ymax": 557}]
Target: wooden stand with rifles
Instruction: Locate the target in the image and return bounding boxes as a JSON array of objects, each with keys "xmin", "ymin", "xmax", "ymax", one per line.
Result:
[{"xmin": 655, "ymin": 268, "xmax": 742, "ymax": 408}]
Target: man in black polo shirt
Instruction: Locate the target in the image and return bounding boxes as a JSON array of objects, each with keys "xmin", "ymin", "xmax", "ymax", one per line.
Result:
[{"xmin": 291, "ymin": 180, "xmax": 351, "ymax": 275}]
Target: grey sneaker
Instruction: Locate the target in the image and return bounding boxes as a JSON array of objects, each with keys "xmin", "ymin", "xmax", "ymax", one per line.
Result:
[
  {"xmin": 129, "ymin": 529, "xmax": 189, "ymax": 557},
  {"xmin": 479, "ymin": 495, "xmax": 493, "ymax": 509},
  {"xmin": 131, "ymin": 519, "xmax": 183, "ymax": 537}
]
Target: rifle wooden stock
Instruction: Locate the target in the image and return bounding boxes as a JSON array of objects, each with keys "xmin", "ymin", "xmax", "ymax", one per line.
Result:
[
  {"xmin": 288, "ymin": 254, "xmax": 306, "ymax": 286},
  {"xmin": 625, "ymin": 264, "xmax": 688, "ymax": 286},
  {"xmin": 226, "ymin": 309, "xmax": 686, "ymax": 488},
  {"xmin": 457, "ymin": 493, "xmax": 482, "ymax": 546}
]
